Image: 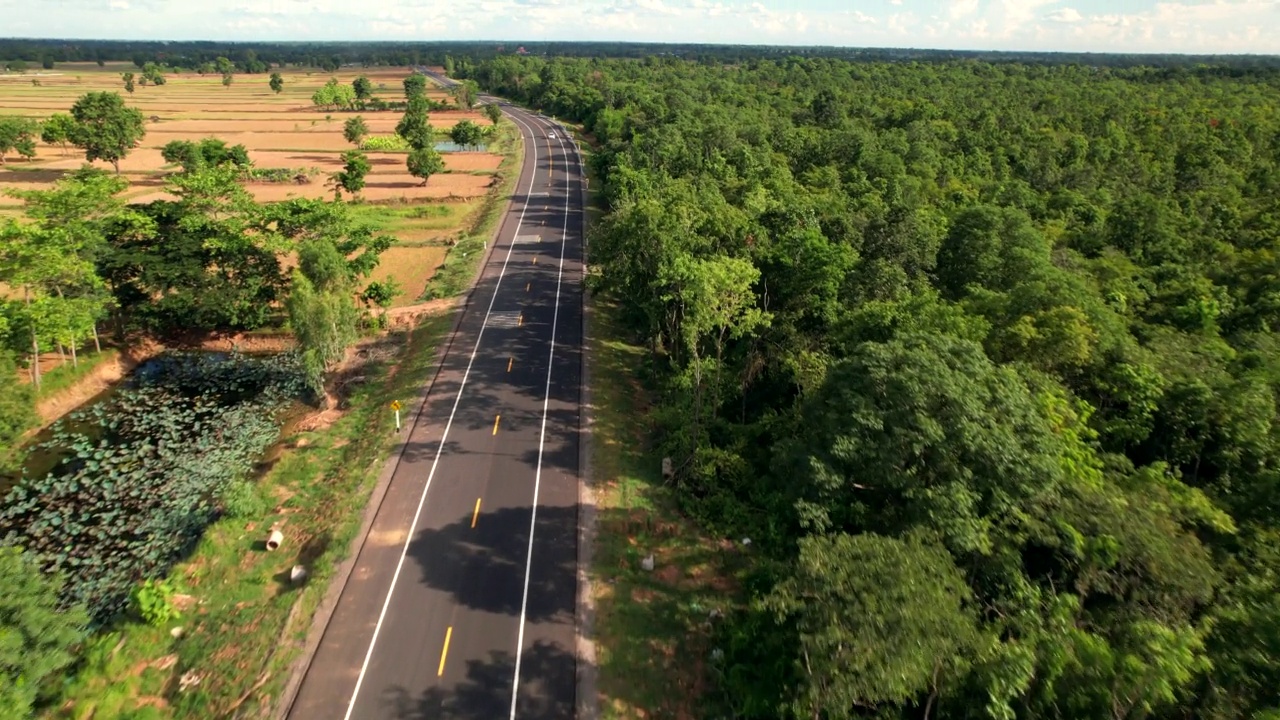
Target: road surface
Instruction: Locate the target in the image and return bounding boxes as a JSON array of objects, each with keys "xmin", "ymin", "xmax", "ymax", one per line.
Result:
[{"xmin": 286, "ymin": 94, "xmax": 585, "ymax": 720}]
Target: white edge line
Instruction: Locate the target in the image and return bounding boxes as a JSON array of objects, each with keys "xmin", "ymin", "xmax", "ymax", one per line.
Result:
[
  {"xmin": 342, "ymin": 106, "xmax": 544, "ymax": 720},
  {"xmin": 508, "ymin": 112, "xmax": 580, "ymax": 719}
]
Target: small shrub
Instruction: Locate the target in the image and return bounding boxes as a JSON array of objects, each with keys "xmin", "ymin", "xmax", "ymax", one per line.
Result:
[
  {"xmin": 131, "ymin": 579, "xmax": 179, "ymax": 626},
  {"xmin": 219, "ymin": 479, "xmax": 265, "ymax": 519},
  {"xmin": 407, "ymin": 204, "xmax": 451, "ymax": 219},
  {"xmin": 360, "ymin": 134, "xmax": 412, "ymax": 152}
]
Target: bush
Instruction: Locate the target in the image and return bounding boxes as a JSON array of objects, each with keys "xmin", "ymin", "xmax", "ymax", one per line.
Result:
[
  {"xmin": 244, "ymin": 166, "xmax": 317, "ymax": 184},
  {"xmin": 218, "ymin": 479, "xmax": 265, "ymax": 519},
  {"xmin": 0, "ymin": 547, "xmax": 88, "ymax": 716},
  {"xmin": 130, "ymin": 578, "xmax": 179, "ymax": 626},
  {"xmin": 360, "ymin": 134, "xmax": 411, "ymax": 152}
]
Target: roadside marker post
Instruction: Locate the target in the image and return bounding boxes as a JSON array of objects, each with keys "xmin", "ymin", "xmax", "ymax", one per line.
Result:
[{"xmin": 391, "ymin": 400, "xmax": 402, "ymax": 432}]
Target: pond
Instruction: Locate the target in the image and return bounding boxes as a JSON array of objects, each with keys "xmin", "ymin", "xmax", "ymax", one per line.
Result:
[{"xmin": 0, "ymin": 351, "xmax": 307, "ymax": 625}]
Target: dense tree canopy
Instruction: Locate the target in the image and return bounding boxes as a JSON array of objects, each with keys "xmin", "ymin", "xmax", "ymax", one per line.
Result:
[{"xmin": 463, "ymin": 54, "xmax": 1280, "ymax": 719}]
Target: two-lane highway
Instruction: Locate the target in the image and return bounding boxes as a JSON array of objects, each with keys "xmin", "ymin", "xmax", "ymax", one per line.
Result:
[{"xmin": 286, "ymin": 95, "xmax": 584, "ymax": 719}]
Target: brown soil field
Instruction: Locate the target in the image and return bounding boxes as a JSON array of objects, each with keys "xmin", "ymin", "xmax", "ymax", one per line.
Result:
[
  {"xmin": 0, "ymin": 68, "xmax": 501, "ymax": 186},
  {"xmin": 0, "ymin": 66, "xmax": 513, "ymax": 305}
]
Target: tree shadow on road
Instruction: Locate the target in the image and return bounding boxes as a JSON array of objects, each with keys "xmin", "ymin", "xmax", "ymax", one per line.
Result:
[
  {"xmin": 377, "ymin": 641, "xmax": 577, "ymax": 720},
  {"xmin": 404, "ymin": 503, "xmax": 577, "ymax": 624}
]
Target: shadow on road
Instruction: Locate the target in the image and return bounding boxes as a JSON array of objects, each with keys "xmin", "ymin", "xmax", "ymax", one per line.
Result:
[
  {"xmin": 376, "ymin": 641, "xmax": 577, "ymax": 720},
  {"xmin": 405, "ymin": 503, "xmax": 577, "ymax": 623}
]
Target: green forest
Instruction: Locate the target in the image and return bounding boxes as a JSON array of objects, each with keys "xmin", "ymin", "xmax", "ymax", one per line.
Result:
[{"xmin": 462, "ymin": 55, "xmax": 1280, "ymax": 718}]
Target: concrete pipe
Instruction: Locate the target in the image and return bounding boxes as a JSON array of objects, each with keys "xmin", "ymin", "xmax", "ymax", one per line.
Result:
[{"xmin": 266, "ymin": 529, "xmax": 283, "ymax": 551}]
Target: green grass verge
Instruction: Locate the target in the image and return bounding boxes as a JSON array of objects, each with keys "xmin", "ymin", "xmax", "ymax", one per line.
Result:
[
  {"xmin": 567, "ymin": 119, "xmax": 744, "ymax": 719},
  {"xmin": 43, "ymin": 313, "xmax": 455, "ymax": 720},
  {"xmin": 418, "ymin": 119, "xmax": 523, "ymax": 300},
  {"xmin": 32, "ymin": 348, "xmax": 119, "ymax": 400},
  {"xmin": 587, "ymin": 300, "xmax": 745, "ymax": 720}
]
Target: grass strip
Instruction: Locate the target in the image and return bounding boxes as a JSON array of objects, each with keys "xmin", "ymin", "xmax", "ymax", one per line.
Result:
[
  {"xmin": 33, "ymin": 348, "xmax": 119, "ymax": 400},
  {"xmin": 566, "ymin": 121, "xmax": 744, "ymax": 719}
]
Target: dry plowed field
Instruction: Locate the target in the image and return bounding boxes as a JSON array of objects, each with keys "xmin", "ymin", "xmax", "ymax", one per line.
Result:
[
  {"xmin": 0, "ymin": 66, "xmax": 500, "ymax": 204},
  {"xmin": 0, "ymin": 65, "xmax": 512, "ymax": 307}
]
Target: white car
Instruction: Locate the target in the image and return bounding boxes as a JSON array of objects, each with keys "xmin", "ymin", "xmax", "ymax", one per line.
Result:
[{"xmin": 549, "ymin": 132, "xmax": 557, "ymax": 138}]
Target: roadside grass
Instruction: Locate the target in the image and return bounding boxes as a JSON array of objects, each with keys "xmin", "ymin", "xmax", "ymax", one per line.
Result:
[
  {"xmin": 568, "ymin": 119, "xmax": 744, "ymax": 718},
  {"xmin": 45, "ymin": 313, "xmax": 455, "ymax": 720},
  {"xmin": 588, "ymin": 301, "xmax": 744, "ymax": 720},
  {"xmin": 418, "ymin": 119, "xmax": 522, "ymax": 300}
]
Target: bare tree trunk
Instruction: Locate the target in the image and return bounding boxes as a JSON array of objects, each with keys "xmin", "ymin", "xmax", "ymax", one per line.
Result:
[
  {"xmin": 57, "ymin": 342, "xmax": 66, "ymax": 363},
  {"xmin": 25, "ymin": 288, "xmax": 40, "ymax": 390},
  {"xmin": 923, "ymin": 660, "xmax": 942, "ymax": 720},
  {"xmin": 70, "ymin": 337, "xmax": 78, "ymax": 368},
  {"xmin": 92, "ymin": 323, "xmax": 101, "ymax": 353}
]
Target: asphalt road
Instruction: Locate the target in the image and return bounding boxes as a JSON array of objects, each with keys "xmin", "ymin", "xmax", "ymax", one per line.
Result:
[{"xmin": 286, "ymin": 96, "xmax": 585, "ymax": 720}]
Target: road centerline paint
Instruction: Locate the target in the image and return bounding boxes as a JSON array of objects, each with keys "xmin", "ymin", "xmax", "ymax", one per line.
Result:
[
  {"xmin": 507, "ymin": 357, "xmax": 514, "ymax": 372},
  {"xmin": 437, "ymin": 626, "xmax": 453, "ymax": 677},
  {"xmin": 493, "ymin": 414, "xmax": 501, "ymax": 435},
  {"xmin": 340, "ymin": 106, "xmax": 546, "ymax": 720},
  {"xmin": 508, "ymin": 113, "xmax": 580, "ymax": 720},
  {"xmin": 471, "ymin": 498, "xmax": 482, "ymax": 528}
]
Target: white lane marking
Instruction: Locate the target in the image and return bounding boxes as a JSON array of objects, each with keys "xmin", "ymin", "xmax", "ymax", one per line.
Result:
[
  {"xmin": 508, "ymin": 112, "xmax": 582, "ymax": 720},
  {"xmin": 342, "ymin": 106, "xmax": 546, "ymax": 720}
]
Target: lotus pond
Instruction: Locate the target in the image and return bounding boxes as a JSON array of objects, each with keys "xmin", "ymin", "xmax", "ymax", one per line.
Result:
[{"xmin": 0, "ymin": 351, "xmax": 307, "ymax": 625}]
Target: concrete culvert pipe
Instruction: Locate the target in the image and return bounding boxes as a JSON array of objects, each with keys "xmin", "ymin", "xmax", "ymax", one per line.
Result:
[{"xmin": 267, "ymin": 529, "xmax": 283, "ymax": 551}]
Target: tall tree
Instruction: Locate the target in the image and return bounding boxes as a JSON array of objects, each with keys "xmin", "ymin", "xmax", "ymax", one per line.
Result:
[
  {"xmin": 449, "ymin": 119, "xmax": 485, "ymax": 148},
  {"xmin": 332, "ymin": 150, "xmax": 371, "ymax": 199},
  {"xmin": 406, "ymin": 146, "xmax": 445, "ymax": 186},
  {"xmin": 762, "ymin": 532, "xmax": 977, "ymax": 720},
  {"xmin": 395, "ymin": 95, "xmax": 433, "ymax": 149},
  {"xmin": 67, "ymin": 91, "xmax": 145, "ymax": 174},
  {"xmin": 352, "ymin": 75, "xmax": 374, "ymax": 101},
  {"xmin": 483, "ymin": 102, "xmax": 502, "ymax": 125},
  {"xmin": 403, "ymin": 72, "xmax": 427, "ymax": 100},
  {"xmin": 0, "ymin": 117, "xmax": 37, "ymax": 165},
  {"xmin": 39, "ymin": 112, "xmax": 75, "ymax": 156},
  {"xmin": 268, "ymin": 71, "xmax": 284, "ymax": 94},
  {"xmin": 343, "ymin": 115, "xmax": 368, "ymax": 146},
  {"xmin": 451, "ymin": 79, "xmax": 479, "ymax": 110}
]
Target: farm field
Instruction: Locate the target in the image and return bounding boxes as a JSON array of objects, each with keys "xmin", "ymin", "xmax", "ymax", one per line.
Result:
[{"xmin": 0, "ymin": 65, "xmax": 506, "ymax": 307}]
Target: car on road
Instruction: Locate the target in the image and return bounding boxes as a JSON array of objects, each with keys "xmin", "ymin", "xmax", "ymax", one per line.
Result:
[{"xmin": 549, "ymin": 131, "xmax": 557, "ymax": 138}]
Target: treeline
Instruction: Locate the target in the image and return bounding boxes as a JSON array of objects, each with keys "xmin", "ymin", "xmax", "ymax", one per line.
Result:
[
  {"xmin": 5, "ymin": 39, "xmax": 1280, "ymax": 74},
  {"xmin": 465, "ymin": 55, "xmax": 1280, "ymax": 718}
]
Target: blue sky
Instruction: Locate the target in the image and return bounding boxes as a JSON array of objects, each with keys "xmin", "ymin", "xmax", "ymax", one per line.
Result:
[{"xmin": 2, "ymin": 0, "xmax": 1277, "ymax": 54}]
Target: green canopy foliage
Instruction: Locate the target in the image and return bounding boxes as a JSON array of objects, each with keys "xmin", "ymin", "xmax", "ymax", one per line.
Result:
[
  {"xmin": 460, "ymin": 54, "xmax": 1280, "ymax": 718},
  {"xmin": 66, "ymin": 91, "xmax": 145, "ymax": 173}
]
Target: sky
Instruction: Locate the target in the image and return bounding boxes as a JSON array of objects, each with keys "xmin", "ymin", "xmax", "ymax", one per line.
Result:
[{"xmin": 2, "ymin": 0, "xmax": 1278, "ymax": 55}]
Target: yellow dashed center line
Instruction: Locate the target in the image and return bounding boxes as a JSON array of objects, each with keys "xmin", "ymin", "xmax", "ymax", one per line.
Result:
[
  {"xmin": 507, "ymin": 357, "xmax": 514, "ymax": 372},
  {"xmin": 518, "ymin": 313, "xmax": 524, "ymax": 327},
  {"xmin": 471, "ymin": 498, "xmax": 482, "ymax": 528},
  {"xmin": 526, "ymin": 282, "xmax": 531, "ymax": 292},
  {"xmin": 492, "ymin": 414, "xmax": 501, "ymax": 435},
  {"xmin": 533, "ymin": 256, "xmax": 538, "ymax": 265},
  {"xmin": 437, "ymin": 626, "xmax": 453, "ymax": 677}
]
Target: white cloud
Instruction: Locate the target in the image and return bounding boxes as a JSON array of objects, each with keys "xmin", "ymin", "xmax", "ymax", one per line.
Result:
[
  {"xmin": 949, "ymin": 0, "xmax": 980, "ymax": 19},
  {"xmin": 1, "ymin": 0, "xmax": 1278, "ymax": 53}
]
